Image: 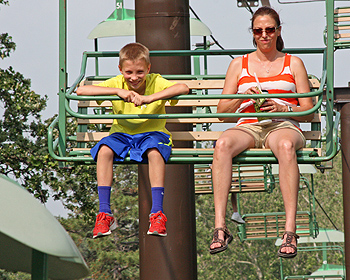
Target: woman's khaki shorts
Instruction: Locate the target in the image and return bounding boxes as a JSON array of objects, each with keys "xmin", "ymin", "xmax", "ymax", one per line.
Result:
[{"xmin": 235, "ymin": 121, "xmax": 306, "ymax": 148}]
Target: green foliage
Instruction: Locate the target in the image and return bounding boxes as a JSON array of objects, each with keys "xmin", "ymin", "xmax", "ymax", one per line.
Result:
[
  {"xmin": 0, "ymin": 66, "xmax": 50, "ymax": 202},
  {"xmin": 0, "ymin": 0, "xmax": 14, "ymax": 59},
  {"xmin": 0, "ymin": 270, "xmax": 30, "ymax": 280},
  {"xmin": 58, "ymin": 164, "xmax": 140, "ymax": 280},
  {"xmin": 0, "ymin": 33, "xmax": 15, "ymax": 59},
  {"xmin": 195, "ymin": 151, "xmax": 344, "ymax": 279},
  {"xmin": 0, "ymin": 0, "xmax": 344, "ymax": 277}
]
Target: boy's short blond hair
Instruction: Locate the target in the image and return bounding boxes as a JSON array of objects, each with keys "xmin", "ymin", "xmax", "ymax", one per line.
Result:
[{"xmin": 119, "ymin": 42, "xmax": 150, "ymax": 67}]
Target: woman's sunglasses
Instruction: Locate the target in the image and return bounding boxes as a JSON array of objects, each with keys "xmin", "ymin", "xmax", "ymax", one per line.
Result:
[{"xmin": 252, "ymin": 26, "xmax": 279, "ymax": 36}]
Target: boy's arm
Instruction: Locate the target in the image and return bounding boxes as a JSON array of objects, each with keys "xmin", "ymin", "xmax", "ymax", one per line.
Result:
[
  {"xmin": 76, "ymin": 85, "xmax": 136, "ymax": 102},
  {"xmin": 132, "ymin": 83, "xmax": 189, "ymax": 106}
]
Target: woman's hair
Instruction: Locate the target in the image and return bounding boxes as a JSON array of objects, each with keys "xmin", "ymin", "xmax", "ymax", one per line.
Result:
[
  {"xmin": 119, "ymin": 42, "xmax": 151, "ymax": 67},
  {"xmin": 251, "ymin": 6, "xmax": 284, "ymax": 51}
]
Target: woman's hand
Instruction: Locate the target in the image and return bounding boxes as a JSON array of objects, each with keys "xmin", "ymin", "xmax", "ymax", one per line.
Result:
[
  {"xmin": 244, "ymin": 86, "xmax": 261, "ymax": 96},
  {"xmin": 259, "ymin": 99, "xmax": 286, "ymax": 112}
]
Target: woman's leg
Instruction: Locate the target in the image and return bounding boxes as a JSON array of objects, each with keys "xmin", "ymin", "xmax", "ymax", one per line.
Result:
[
  {"xmin": 265, "ymin": 128, "xmax": 304, "ymax": 254},
  {"xmin": 210, "ymin": 129, "xmax": 255, "ymax": 250}
]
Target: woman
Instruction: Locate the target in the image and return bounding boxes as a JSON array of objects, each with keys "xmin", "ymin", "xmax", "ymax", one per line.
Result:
[{"xmin": 209, "ymin": 7, "xmax": 314, "ymax": 258}]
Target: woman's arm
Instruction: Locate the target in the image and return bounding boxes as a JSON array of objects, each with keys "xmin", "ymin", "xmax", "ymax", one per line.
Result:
[
  {"xmin": 217, "ymin": 57, "xmax": 258, "ymax": 121},
  {"xmin": 290, "ymin": 56, "xmax": 314, "ymax": 122}
]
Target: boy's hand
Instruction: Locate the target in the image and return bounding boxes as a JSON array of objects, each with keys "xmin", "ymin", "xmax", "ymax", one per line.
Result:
[
  {"xmin": 131, "ymin": 93, "xmax": 152, "ymax": 107},
  {"xmin": 118, "ymin": 89, "xmax": 136, "ymax": 102}
]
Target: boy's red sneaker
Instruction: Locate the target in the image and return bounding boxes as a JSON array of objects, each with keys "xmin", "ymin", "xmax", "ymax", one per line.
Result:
[
  {"xmin": 147, "ymin": 211, "xmax": 167, "ymax": 237},
  {"xmin": 93, "ymin": 212, "xmax": 117, "ymax": 239}
]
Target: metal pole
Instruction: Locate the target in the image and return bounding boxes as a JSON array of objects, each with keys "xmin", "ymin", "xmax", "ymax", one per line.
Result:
[
  {"xmin": 58, "ymin": 0, "xmax": 67, "ymax": 164},
  {"xmin": 341, "ymin": 102, "xmax": 350, "ymax": 279},
  {"xmin": 325, "ymin": 0, "xmax": 335, "ymax": 157},
  {"xmin": 135, "ymin": 1, "xmax": 197, "ymax": 279},
  {"xmin": 31, "ymin": 249, "xmax": 48, "ymax": 280}
]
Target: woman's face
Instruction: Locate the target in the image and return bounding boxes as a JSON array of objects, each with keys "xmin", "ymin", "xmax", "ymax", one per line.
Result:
[{"xmin": 252, "ymin": 15, "xmax": 281, "ymax": 51}]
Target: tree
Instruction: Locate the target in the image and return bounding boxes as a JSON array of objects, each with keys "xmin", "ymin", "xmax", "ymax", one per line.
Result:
[
  {"xmin": 0, "ymin": 1, "xmax": 140, "ymax": 278},
  {"xmin": 1, "ymin": 1, "xmax": 344, "ymax": 278},
  {"xmin": 195, "ymin": 150, "xmax": 344, "ymax": 280}
]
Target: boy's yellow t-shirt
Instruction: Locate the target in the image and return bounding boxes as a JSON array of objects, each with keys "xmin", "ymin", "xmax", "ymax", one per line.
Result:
[{"xmin": 96, "ymin": 73, "xmax": 177, "ymax": 138}]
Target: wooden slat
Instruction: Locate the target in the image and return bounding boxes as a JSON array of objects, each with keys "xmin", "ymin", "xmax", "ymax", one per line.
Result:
[
  {"xmin": 78, "ymin": 99, "xmax": 220, "ymax": 108},
  {"xmin": 71, "ymin": 145, "xmax": 320, "ymax": 157},
  {"xmin": 78, "ymin": 119, "xmax": 113, "ymax": 125},
  {"xmin": 78, "ymin": 100, "xmax": 112, "ymax": 107},
  {"xmin": 335, "ymin": 7, "xmax": 350, "ymax": 14},
  {"xmin": 335, "ymin": 33, "xmax": 350, "ymax": 39},
  {"xmin": 303, "ymin": 131, "xmax": 321, "ymax": 140},
  {"xmin": 76, "ymin": 132, "xmax": 108, "ymax": 142},
  {"xmin": 334, "ymin": 7, "xmax": 350, "ymax": 44},
  {"xmin": 75, "ymin": 77, "xmax": 323, "ymax": 164},
  {"xmin": 195, "ymin": 186, "xmax": 267, "ymax": 194},
  {"xmin": 335, "ymin": 25, "xmax": 350, "ymax": 31},
  {"xmin": 76, "ymin": 130, "xmax": 321, "ymax": 142},
  {"xmin": 166, "ymin": 99, "xmax": 219, "ymax": 106},
  {"xmin": 308, "ymin": 78, "xmax": 320, "ymax": 88},
  {"xmin": 77, "ymin": 131, "xmax": 223, "ymax": 142},
  {"xmin": 167, "ymin": 118, "xmax": 224, "ymax": 124},
  {"xmin": 245, "ymin": 218, "xmax": 309, "ymax": 225},
  {"xmin": 246, "ymin": 224, "xmax": 310, "ymax": 233},
  {"xmin": 78, "ymin": 114, "xmax": 321, "ymax": 125},
  {"xmin": 166, "ymin": 79, "xmax": 225, "ymax": 89},
  {"xmin": 335, "ymin": 16, "xmax": 350, "ymax": 23},
  {"xmin": 171, "ymin": 131, "xmax": 222, "ymax": 141},
  {"xmin": 82, "ymin": 78, "xmax": 320, "ymax": 90},
  {"xmin": 78, "ymin": 118, "xmax": 224, "ymax": 125},
  {"xmin": 82, "ymin": 79, "xmax": 226, "ymax": 89},
  {"xmin": 194, "ymin": 164, "xmax": 269, "ymax": 194},
  {"xmin": 243, "ymin": 213, "xmax": 311, "ymax": 239}
]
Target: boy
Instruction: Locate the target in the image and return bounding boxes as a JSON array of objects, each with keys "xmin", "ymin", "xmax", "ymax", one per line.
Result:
[{"xmin": 76, "ymin": 42, "xmax": 189, "ymax": 238}]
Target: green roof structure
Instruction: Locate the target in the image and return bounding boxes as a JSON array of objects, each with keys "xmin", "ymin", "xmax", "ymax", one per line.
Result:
[
  {"xmin": 87, "ymin": 7, "xmax": 212, "ymax": 39},
  {"xmin": 0, "ymin": 175, "xmax": 90, "ymax": 280}
]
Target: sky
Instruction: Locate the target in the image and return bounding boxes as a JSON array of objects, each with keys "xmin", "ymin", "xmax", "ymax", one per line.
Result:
[{"xmin": 1, "ymin": 0, "xmax": 349, "ymax": 217}]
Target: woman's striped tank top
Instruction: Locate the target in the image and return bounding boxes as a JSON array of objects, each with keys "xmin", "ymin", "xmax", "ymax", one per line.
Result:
[{"xmin": 236, "ymin": 53, "xmax": 300, "ymax": 128}]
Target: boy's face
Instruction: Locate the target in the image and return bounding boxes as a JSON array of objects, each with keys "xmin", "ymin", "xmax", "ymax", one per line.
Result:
[{"xmin": 119, "ymin": 59, "xmax": 151, "ymax": 93}]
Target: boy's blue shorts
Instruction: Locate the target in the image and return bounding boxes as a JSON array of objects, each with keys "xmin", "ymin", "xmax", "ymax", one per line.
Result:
[{"xmin": 90, "ymin": 131, "xmax": 172, "ymax": 163}]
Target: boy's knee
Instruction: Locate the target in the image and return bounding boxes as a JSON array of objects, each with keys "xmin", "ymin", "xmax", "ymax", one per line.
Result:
[
  {"xmin": 147, "ymin": 148, "xmax": 161, "ymax": 157},
  {"xmin": 98, "ymin": 145, "xmax": 114, "ymax": 159}
]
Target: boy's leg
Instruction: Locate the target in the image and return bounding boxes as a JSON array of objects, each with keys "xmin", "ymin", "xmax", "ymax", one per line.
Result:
[
  {"xmin": 130, "ymin": 131, "xmax": 171, "ymax": 236},
  {"xmin": 93, "ymin": 145, "xmax": 117, "ymax": 238},
  {"xmin": 146, "ymin": 148, "xmax": 168, "ymax": 236},
  {"xmin": 148, "ymin": 148, "xmax": 165, "ymax": 213},
  {"xmin": 97, "ymin": 145, "xmax": 114, "ymax": 213}
]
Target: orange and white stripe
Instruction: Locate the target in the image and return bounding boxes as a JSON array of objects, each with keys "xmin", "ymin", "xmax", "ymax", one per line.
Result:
[{"xmin": 236, "ymin": 54, "xmax": 300, "ymax": 129}]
